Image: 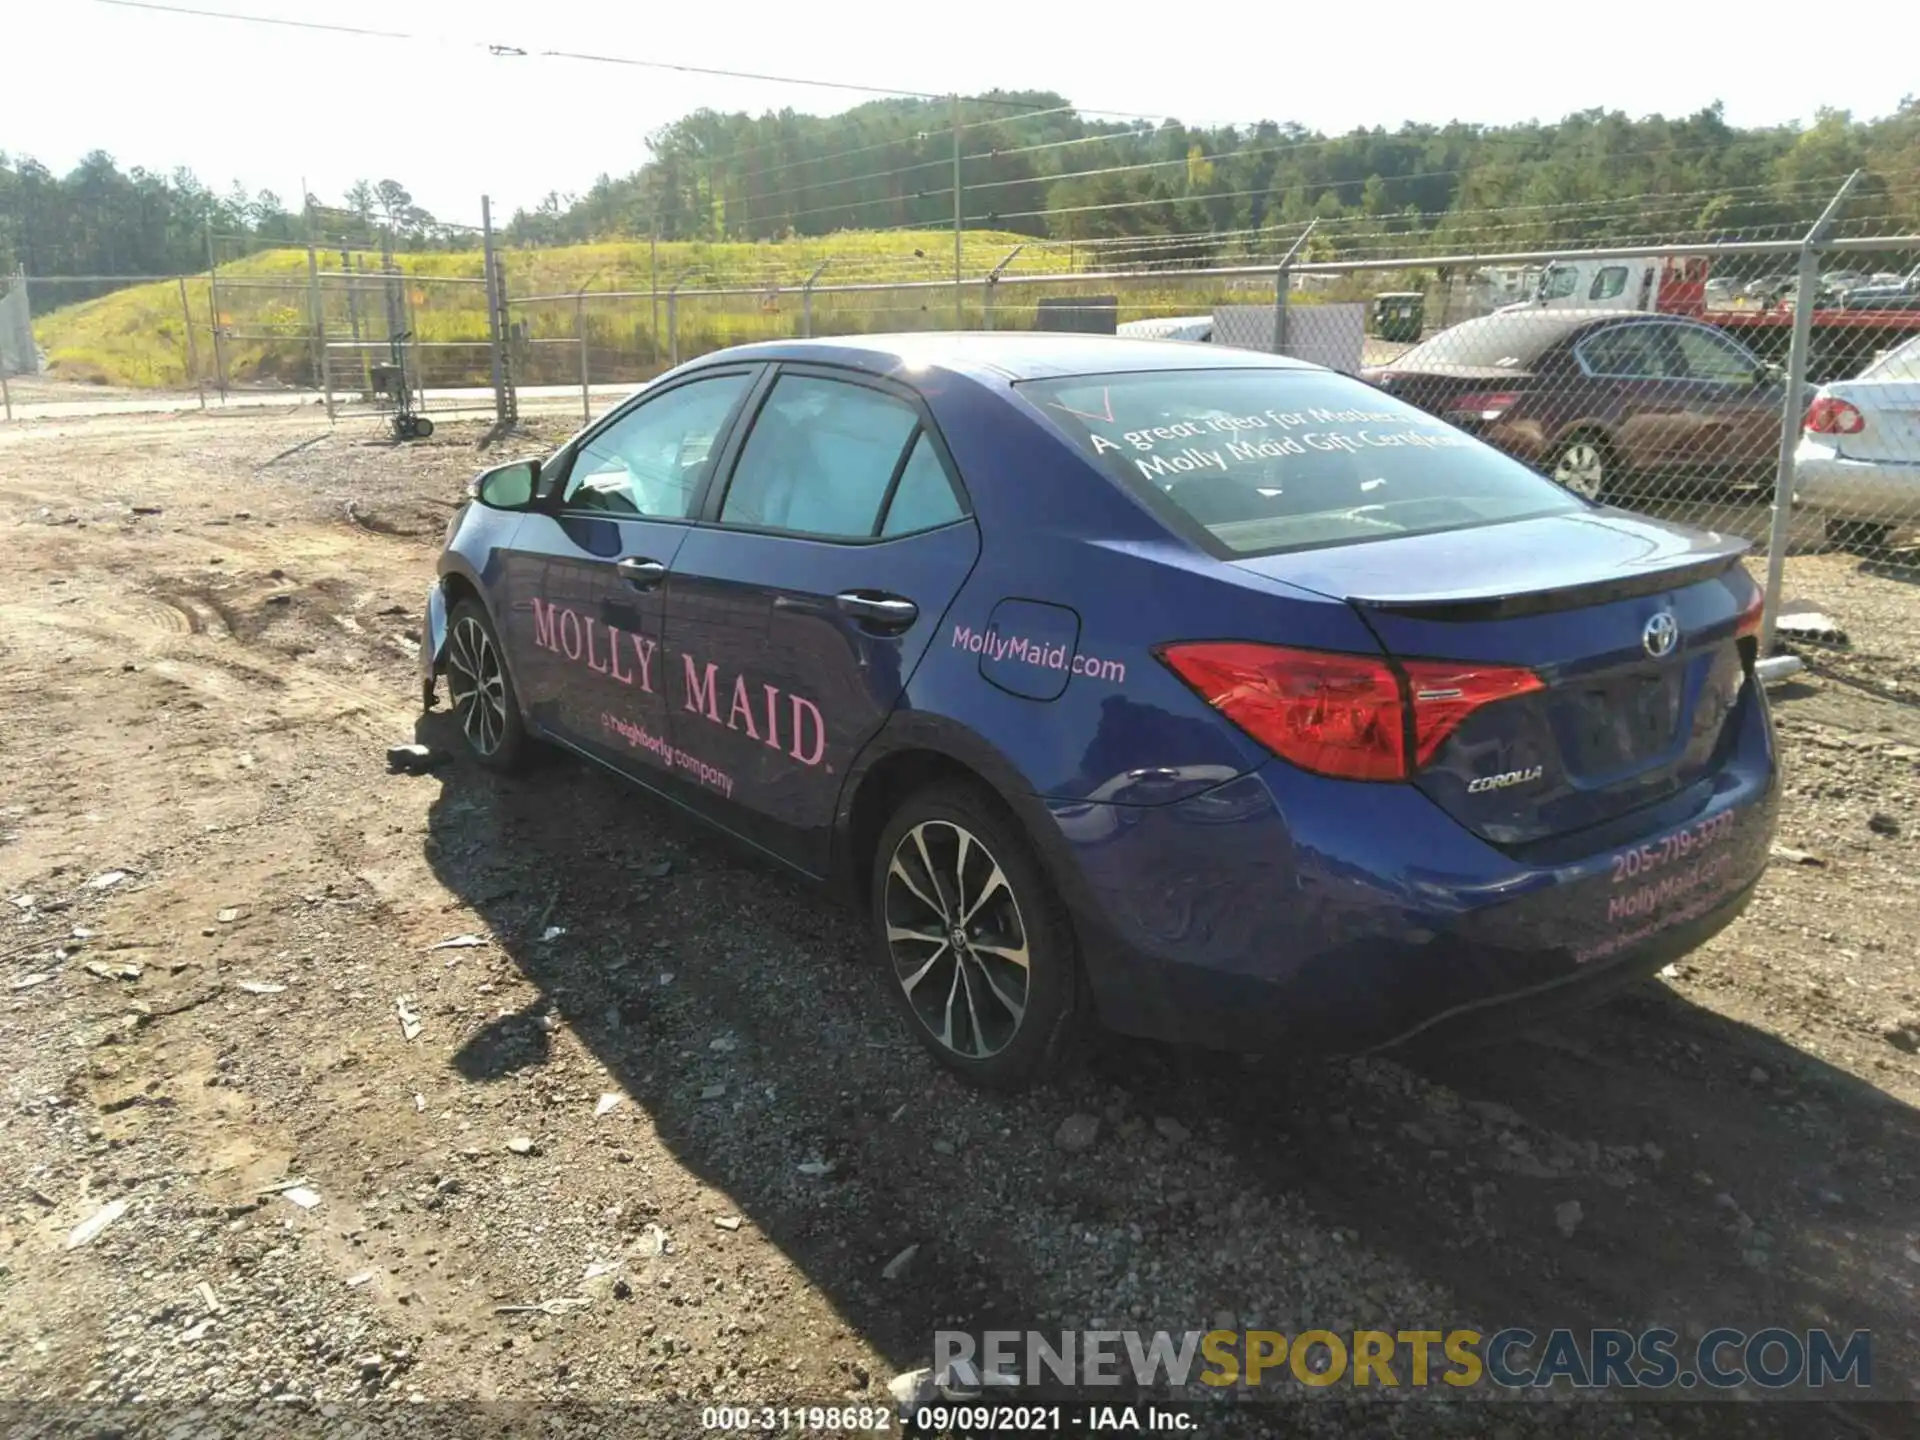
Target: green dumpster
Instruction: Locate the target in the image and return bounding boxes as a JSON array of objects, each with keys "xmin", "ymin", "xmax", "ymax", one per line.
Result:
[{"xmin": 1371, "ymin": 292, "xmax": 1426, "ymax": 344}]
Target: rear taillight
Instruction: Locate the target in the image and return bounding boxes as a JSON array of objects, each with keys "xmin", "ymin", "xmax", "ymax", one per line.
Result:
[
  {"xmin": 1157, "ymin": 642, "xmax": 1543, "ymax": 783},
  {"xmin": 1805, "ymin": 396, "xmax": 1865, "ymax": 435},
  {"xmin": 1735, "ymin": 584, "xmax": 1765, "ymax": 642},
  {"xmin": 1443, "ymin": 390, "xmax": 1521, "ymax": 423},
  {"xmin": 1400, "ymin": 659, "xmax": 1548, "ymax": 769}
]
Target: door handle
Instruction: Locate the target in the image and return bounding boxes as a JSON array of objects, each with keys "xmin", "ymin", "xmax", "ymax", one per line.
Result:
[
  {"xmin": 835, "ymin": 591, "xmax": 918, "ymax": 631},
  {"xmin": 615, "ymin": 557, "xmax": 667, "ymax": 591}
]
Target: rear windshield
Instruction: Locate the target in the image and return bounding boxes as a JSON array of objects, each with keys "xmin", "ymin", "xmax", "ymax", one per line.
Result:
[
  {"xmin": 1018, "ymin": 368, "xmax": 1580, "ymax": 556},
  {"xmin": 1860, "ymin": 333, "xmax": 1920, "ymax": 382},
  {"xmin": 1385, "ymin": 313, "xmax": 1572, "ymax": 371}
]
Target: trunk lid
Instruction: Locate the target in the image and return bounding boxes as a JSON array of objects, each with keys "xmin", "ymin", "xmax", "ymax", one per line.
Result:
[
  {"xmin": 1234, "ymin": 510, "xmax": 1758, "ymax": 846},
  {"xmin": 1367, "ymin": 367, "xmax": 1534, "ymax": 428},
  {"xmin": 1822, "ymin": 379, "xmax": 1920, "ymax": 464}
]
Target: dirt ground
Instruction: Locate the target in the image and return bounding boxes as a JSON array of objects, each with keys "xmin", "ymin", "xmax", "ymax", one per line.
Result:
[{"xmin": 0, "ymin": 407, "xmax": 1917, "ymax": 1437}]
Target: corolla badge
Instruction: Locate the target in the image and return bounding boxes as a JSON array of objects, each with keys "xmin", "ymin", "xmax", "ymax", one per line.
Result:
[
  {"xmin": 1642, "ymin": 611, "xmax": 1679, "ymax": 659},
  {"xmin": 1468, "ymin": 765, "xmax": 1544, "ymax": 795}
]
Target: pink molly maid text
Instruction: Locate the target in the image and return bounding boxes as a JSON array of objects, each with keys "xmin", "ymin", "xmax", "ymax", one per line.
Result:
[{"xmin": 531, "ymin": 598, "xmax": 827, "ymax": 766}]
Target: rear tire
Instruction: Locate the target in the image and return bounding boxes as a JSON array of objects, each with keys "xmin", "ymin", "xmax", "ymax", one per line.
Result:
[
  {"xmin": 444, "ymin": 599, "xmax": 529, "ymax": 773},
  {"xmin": 1548, "ymin": 432, "xmax": 1618, "ymax": 502},
  {"xmin": 869, "ymin": 782, "xmax": 1080, "ymax": 1091},
  {"xmin": 1827, "ymin": 518, "xmax": 1895, "ymax": 557}
]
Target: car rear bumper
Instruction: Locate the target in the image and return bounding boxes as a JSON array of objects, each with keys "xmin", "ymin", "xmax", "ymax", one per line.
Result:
[
  {"xmin": 1043, "ymin": 686, "xmax": 1779, "ymax": 1054},
  {"xmin": 1794, "ymin": 440, "xmax": 1920, "ymax": 524}
]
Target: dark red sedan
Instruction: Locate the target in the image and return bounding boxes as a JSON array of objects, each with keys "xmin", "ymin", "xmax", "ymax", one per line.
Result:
[{"xmin": 1362, "ymin": 310, "xmax": 1785, "ymax": 501}]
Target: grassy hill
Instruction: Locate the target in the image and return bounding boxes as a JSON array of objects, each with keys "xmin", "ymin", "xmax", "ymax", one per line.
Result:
[
  {"xmin": 30, "ymin": 230, "xmax": 1328, "ymax": 390},
  {"xmin": 32, "ymin": 231, "xmax": 1073, "ymax": 389}
]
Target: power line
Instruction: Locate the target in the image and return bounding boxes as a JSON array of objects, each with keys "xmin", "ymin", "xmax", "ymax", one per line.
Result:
[
  {"xmin": 696, "ymin": 124, "xmax": 1865, "ymax": 244},
  {"xmin": 529, "ymin": 48, "xmax": 945, "ymax": 101},
  {"xmin": 967, "ymin": 141, "xmax": 1863, "ymax": 229},
  {"xmin": 525, "ymin": 102, "xmax": 1087, "ymax": 212},
  {"xmin": 719, "ymin": 104, "xmax": 1087, "ymax": 201},
  {"xmin": 1044, "ymin": 173, "xmax": 1871, "ymax": 253},
  {"xmin": 86, "ymin": 0, "xmax": 1912, "ymax": 260},
  {"xmin": 94, "ymin": 0, "xmax": 419, "ymax": 41},
  {"xmin": 88, "ymin": 0, "xmax": 1093, "ymax": 115},
  {"xmin": 94, "ymin": 0, "xmax": 928, "ymax": 94}
]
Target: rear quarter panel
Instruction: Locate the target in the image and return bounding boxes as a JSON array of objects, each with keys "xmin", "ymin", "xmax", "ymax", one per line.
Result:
[{"xmin": 898, "ymin": 371, "xmax": 1388, "ymax": 805}]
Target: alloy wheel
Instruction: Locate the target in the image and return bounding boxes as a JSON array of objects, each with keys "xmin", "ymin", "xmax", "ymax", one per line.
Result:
[
  {"xmin": 446, "ymin": 615, "xmax": 508, "ymax": 757},
  {"xmin": 1553, "ymin": 441, "xmax": 1607, "ymax": 498},
  {"xmin": 883, "ymin": 820, "xmax": 1031, "ymax": 1060}
]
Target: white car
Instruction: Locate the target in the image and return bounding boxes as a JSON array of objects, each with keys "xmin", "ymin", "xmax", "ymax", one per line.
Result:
[
  {"xmin": 1115, "ymin": 315, "xmax": 1214, "ymax": 343},
  {"xmin": 1794, "ymin": 333, "xmax": 1920, "ymax": 550}
]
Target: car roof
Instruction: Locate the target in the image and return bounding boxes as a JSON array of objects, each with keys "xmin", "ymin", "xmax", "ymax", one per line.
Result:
[
  {"xmin": 1385, "ymin": 308, "xmax": 1624, "ymax": 371},
  {"xmin": 1489, "ymin": 307, "xmax": 1643, "ymax": 332},
  {"xmin": 684, "ymin": 331, "xmax": 1317, "ymax": 383}
]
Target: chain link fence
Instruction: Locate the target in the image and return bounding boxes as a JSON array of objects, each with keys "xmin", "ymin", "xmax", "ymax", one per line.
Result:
[
  {"xmin": 9, "ymin": 249, "xmax": 505, "ymax": 425},
  {"xmin": 9, "ymin": 186, "xmax": 1920, "ymax": 648},
  {"xmin": 499, "ymin": 219, "xmax": 1920, "ymax": 654}
]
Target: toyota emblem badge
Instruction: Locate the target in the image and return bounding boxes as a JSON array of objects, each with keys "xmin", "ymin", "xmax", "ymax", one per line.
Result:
[{"xmin": 1642, "ymin": 611, "xmax": 1679, "ymax": 659}]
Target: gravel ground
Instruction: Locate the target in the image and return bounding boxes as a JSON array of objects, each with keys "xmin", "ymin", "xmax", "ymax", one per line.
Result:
[{"xmin": 0, "ymin": 408, "xmax": 1916, "ymax": 1438}]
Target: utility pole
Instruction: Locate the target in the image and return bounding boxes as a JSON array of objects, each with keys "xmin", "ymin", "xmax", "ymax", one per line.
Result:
[
  {"xmin": 650, "ymin": 217, "xmax": 661, "ymax": 366},
  {"xmin": 346, "ymin": 250, "xmax": 371, "ymax": 398},
  {"xmin": 176, "ymin": 275, "xmax": 205, "ymax": 411},
  {"xmin": 205, "ymin": 222, "xmax": 228, "ymax": 401},
  {"xmin": 303, "ymin": 179, "xmax": 333, "ymax": 421},
  {"xmin": 951, "ymin": 94, "xmax": 965, "ymax": 330},
  {"xmin": 482, "ymin": 194, "xmax": 507, "ymax": 426}
]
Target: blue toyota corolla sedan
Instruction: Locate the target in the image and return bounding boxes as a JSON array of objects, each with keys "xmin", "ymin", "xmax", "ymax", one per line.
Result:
[{"xmin": 420, "ymin": 334, "xmax": 1780, "ymax": 1088}]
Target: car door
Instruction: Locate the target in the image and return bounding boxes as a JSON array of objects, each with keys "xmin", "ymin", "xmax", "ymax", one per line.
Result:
[
  {"xmin": 661, "ymin": 366, "xmax": 981, "ymax": 872},
  {"xmin": 1659, "ymin": 321, "xmax": 1783, "ymax": 484},
  {"xmin": 1570, "ymin": 321, "xmax": 1691, "ymax": 472},
  {"xmin": 500, "ymin": 367, "xmax": 760, "ymax": 770}
]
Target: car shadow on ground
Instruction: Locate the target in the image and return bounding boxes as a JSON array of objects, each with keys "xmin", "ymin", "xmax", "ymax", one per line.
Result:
[
  {"xmin": 1861, "ymin": 553, "xmax": 1920, "ymax": 586},
  {"xmin": 416, "ymin": 712, "xmax": 1918, "ymax": 1423}
]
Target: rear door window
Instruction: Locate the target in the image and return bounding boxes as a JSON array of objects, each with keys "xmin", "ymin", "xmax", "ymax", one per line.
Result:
[
  {"xmin": 1019, "ymin": 368, "xmax": 1579, "ymax": 556},
  {"xmin": 1665, "ymin": 323, "xmax": 1762, "ymax": 383},
  {"xmin": 1860, "ymin": 333, "xmax": 1920, "ymax": 381},
  {"xmin": 880, "ymin": 432, "xmax": 965, "ymax": 536},
  {"xmin": 719, "ymin": 375, "xmax": 918, "ymax": 538},
  {"xmin": 1576, "ymin": 325, "xmax": 1674, "ymax": 378}
]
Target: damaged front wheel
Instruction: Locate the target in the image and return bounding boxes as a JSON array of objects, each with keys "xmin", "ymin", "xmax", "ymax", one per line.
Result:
[{"xmin": 444, "ymin": 599, "xmax": 528, "ymax": 772}]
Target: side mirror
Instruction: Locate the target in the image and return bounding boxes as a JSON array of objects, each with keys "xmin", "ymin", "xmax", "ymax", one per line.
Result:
[{"xmin": 471, "ymin": 458, "xmax": 541, "ymax": 510}]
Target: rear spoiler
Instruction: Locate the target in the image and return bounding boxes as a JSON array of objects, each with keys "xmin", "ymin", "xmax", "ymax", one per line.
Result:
[{"xmin": 1346, "ymin": 548, "xmax": 1751, "ymax": 623}]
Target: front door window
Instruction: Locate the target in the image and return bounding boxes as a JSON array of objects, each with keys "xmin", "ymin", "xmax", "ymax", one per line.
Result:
[{"xmin": 564, "ymin": 375, "xmax": 753, "ymax": 519}]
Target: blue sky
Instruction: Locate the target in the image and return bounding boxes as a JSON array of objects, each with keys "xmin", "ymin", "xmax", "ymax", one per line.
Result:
[{"xmin": 12, "ymin": 0, "xmax": 1918, "ymax": 226}]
